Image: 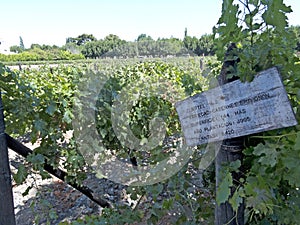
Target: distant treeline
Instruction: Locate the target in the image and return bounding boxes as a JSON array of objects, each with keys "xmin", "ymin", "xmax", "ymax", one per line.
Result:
[
  {"xmin": 0, "ymin": 32, "xmax": 216, "ymax": 62},
  {"xmin": 2, "ymin": 25, "xmax": 300, "ymax": 62},
  {"xmin": 71, "ymin": 33, "xmax": 216, "ymax": 59}
]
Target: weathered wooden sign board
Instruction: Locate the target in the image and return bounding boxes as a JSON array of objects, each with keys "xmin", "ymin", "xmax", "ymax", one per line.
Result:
[{"xmin": 175, "ymin": 67, "xmax": 297, "ymax": 147}]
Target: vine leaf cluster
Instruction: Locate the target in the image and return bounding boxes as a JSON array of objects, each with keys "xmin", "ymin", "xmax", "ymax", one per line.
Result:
[{"xmin": 214, "ymin": 0, "xmax": 300, "ymax": 224}]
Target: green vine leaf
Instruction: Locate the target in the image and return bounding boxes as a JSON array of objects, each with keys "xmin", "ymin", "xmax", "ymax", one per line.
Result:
[
  {"xmin": 262, "ymin": 0, "xmax": 292, "ymax": 30},
  {"xmin": 229, "ymin": 188, "xmax": 243, "ymax": 212},
  {"xmin": 253, "ymin": 143, "xmax": 278, "ymax": 167},
  {"xmin": 294, "ymin": 131, "xmax": 300, "ymax": 150},
  {"xmin": 216, "ymin": 172, "xmax": 233, "ymax": 205},
  {"xmin": 46, "ymin": 103, "xmax": 57, "ymax": 116},
  {"xmin": 13, "ymin": 164, "xmax": 28, "ymax": 185}
]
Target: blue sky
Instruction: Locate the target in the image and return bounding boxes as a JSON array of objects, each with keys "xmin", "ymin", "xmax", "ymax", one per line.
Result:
[{"xmin": 0, "ymin": 0, "xmax": 300, "ymax": 48}]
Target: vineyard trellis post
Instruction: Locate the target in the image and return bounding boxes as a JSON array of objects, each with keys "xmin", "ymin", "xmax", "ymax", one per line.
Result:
[
  {"xmin": 0, "ymin": 91, "xmax": 16, "ymax": 225},
  {"xmin": 215, "ymin": 43, "xmax": 245, "ymax": 225}
]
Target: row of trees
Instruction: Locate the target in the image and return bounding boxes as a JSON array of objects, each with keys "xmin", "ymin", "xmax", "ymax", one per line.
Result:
[
  {"xmin": 63, "ymin": 32, "xmax": 216, "ymax": 59},
  {"xmin": 0, "ymin": 48, "xmax": 84, "ymax": 62},
  {"xmin": 3, "ymin": 32, "xmax": 215, "ymax": 62},
  {"xmin": 4, "ymin": 37, "xmax": 84, "ymax": 62},
  {"xmin": 4, "ymin": 25, "xmax": 300, "ymax": 62}
]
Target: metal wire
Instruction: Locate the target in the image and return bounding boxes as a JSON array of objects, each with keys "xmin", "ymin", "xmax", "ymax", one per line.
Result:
[{"xmin": 221, "ymin": 144, "xmax": 243, "ymax": 153}]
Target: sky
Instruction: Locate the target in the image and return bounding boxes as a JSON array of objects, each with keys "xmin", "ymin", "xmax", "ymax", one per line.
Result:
[{"xmin": 0, "ymin": 0, "xmax": 300, "ymax": 50}]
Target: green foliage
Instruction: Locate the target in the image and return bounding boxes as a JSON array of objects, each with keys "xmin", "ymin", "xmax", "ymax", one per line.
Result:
[
  {"xmin": 3, "ymin": 33, "xmax": 217, "ymax": 62},
  {"xmin": 183, "ymin": 36, "xmax": 199, "ymax": 53},
  {"xmin": 213, "ymin": 0, "xmax": 295, "ymax": 81},
  {"xmin": 0, "ymin": 48, "xmax": 84, "ymax": 62},
  {"xmin": 1, "ymin": 63, "xmax": 87, "ymax": 185},
  {"xmin": 214, "ymin": 0, "xmax": 300, "ymax": 224},
  {"xmin": 216, "ymin": 172, "xmax": 233, "ymax": 205},
  {"xmin": 19, "ymin": 36, "xmax": 25, "ymax": 51},
  {"xmin": 288, "ymin": 25, "xmax": 300, "ymax": 51},
  {"xmin": 136, "ymin": 34, "xmax": 154, "ymax": 42},
  {"xmin": 1, "ymin": 57, "xmax": 218, "ymax": 224},
  {"xmin": 95, "ymin": 60, "xmax": 202, "ymax": 169},
  {"xmin": 72, "ymin": 59, "xmax": 215, "ymax": 224},
  {"xmin": 198, "ymin": 34, "xmax": 216, "ymax": 56},
  {"xmin": 59, "ymin": 206, "xmax": 144, "ymax": 225},
  {"xmin": 80, "ymin": 34, "xmax": 126, "ymax": 58},
  {"xmin": 82, "ymin": 38, "xmax": 191, "ymax": 59},
  {"xmin": 183, "ymin": 34, "xmax": 216, "ymax": 56},
  {"xmin": 66, "ymin": 34, "xmax": 97, "ymax": 46},
  {"xmin": 10, "ymin": 45, "xmax": 23, "ymax": 53},
  {"xmin": 4, "ymin": 1, "xmax": 299, "ymax": 223},
  {"xmin": 63, "ymin": 32, "xmax": 216, "ymax": 59},
  {"xmin": 13, "ymin": 164, "xmax": 28, "ymax": 184}
]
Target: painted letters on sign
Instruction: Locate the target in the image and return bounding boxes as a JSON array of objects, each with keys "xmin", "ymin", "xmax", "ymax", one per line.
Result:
[{"xmin": 175, "ymin": 67, "xmax": 297, "ymax": 146}]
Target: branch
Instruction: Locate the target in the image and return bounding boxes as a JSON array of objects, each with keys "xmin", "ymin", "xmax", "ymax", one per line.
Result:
[{"xmin": 6, "ymin": 134, "xmax": 111, "ymax": 208}]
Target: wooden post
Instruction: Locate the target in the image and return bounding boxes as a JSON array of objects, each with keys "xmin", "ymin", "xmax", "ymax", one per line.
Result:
[
  {"xmin": 176, "ymin": 44, "xmax": 296, "ymax": 225},
  {"xmin": 0, "ymin": 92, "xmax": 16, "ymax": 225},
  {"xmin": 215, "ymin": 43, "xmax": 245, "ymax": 225}
]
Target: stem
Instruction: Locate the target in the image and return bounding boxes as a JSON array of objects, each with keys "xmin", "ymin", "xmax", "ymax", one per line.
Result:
[
  {"xmin": 223, "ymin": 214, "xmax": 237, "ymax": 225},
  {"xmin": 250, "ymin": 132, "xmax": 297, "ymax": 140},
  {"xmin": 185, "ymin": 191, "xmax": 196, "ymax": 222},
  {"xmin": 132, "ymin": 193, "xmax": 145, "ymax": 211},
  {"xmin": 6, "ymin": 134, "xmax": 112, "ymax": 208}
]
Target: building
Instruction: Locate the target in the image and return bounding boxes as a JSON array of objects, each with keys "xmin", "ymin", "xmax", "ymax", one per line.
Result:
[{"xmin": 0, "ymin": 38, "xmax": 13, "ymax": 55}]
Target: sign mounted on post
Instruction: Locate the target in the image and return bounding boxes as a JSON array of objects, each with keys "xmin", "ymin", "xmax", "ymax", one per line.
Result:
[{"xmin": 175, "ymin": 67, "xmax": 297, "ymax": 147}]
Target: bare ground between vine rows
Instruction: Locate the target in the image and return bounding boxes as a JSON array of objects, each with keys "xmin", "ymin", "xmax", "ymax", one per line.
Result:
[{"xmin": 8, "ymin": 136, "xmax": 208, "ymax": 225}]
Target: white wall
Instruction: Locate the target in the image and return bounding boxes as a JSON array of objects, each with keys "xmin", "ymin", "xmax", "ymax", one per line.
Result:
[{"xmin": 0, "ymin": 39, "xmax": 13, "ymax": 55}]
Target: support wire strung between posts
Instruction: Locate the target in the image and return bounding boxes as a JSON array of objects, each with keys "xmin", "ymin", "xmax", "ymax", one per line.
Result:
[
  {"xmin": 5, "ymin": 134, "xmax": 112, "ymax": 209},
  {"xmin": 0, "ymin": 91, "xmax": 16, "ymax": 225}
]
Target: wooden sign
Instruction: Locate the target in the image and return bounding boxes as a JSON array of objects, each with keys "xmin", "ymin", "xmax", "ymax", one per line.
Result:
[{"xmin": 175, "ymin": 67, "xmax": 297, "ymax": 147}]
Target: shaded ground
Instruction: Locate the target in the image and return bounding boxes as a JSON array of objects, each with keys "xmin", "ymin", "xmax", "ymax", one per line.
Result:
[
  {"xmin": 10, "ymin": 149, "xmax": 182, "ymax": 225},
  {"xmin": 9, "ymin": 139, "xmax": 210, "ymax": 225},
  {"xmin": 9, "ymin": 142, "xmax": 128, "ymax": 225}
]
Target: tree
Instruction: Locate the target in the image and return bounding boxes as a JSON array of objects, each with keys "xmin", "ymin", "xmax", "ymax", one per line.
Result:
[
  {"xmin": 197, "ymin": 33, "xmax": 215, "ymax": 56},
  {"xmin": 136, "ymin": 34, "xmax": 153, "ymax": 42},
  {"xmin": 60, "ymin": 34, "xmax": 121, "ymax": 59},
  {"xmin": 76, "ymin": 34, "xmax": 97, "ymax": 45},
  {"xmin": 30, "ymin": 43, "xmax": 42, "ymax": 49},
  {"xmin": 10, "ymin": 45, "xmax": 23, "ymax": 53},
  {"xmin": 66, "ymin": 37, "xmax": 77, "ymax": 44},
  {"xmin": 156, "ymin": 37, "xmax": 184, "ymax": 56},
  {"xmin": 19, "ymin": 36, "xmax": 25, "ymax": 51},
  {"xmin": 66, "ymin": 34, "xmax": 97, "ymax": 46},
  {"xmin": 81, "ymin": 40, "xmax": 107, "ymax": 58},
  {"xmin": 183, "ymin": 35, "xmax": 199, "ymax": 53},
  {"xmin": 102, "ymin": 35, "xmax": 126, "ymax": 56}
]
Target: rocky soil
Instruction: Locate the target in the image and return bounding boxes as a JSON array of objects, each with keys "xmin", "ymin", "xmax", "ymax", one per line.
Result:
[
  {"xmin": 9, "ymin": 138, "xmax": 207, "ymax": 225},
  {"xmin": 9, "ymin": 142, "xmax": 129, "ymax": 225}
]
